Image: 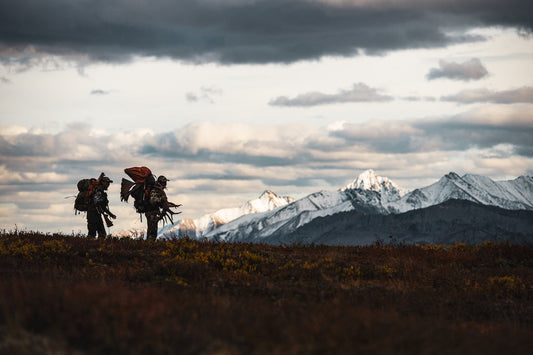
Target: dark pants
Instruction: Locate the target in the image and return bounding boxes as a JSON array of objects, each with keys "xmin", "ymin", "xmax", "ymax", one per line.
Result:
[
  {"xmin": 87, "ymin": 209, "xmax": 106, "ymax": 239},
  {"xmin": 145, "ymin": 211, "xmax": 159, "ymax": 241}
]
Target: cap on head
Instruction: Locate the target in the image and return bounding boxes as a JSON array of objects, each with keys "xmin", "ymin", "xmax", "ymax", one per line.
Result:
[
  {"xmin": 157, "ymin": 175, "xmax": 169, "ymax": 184},
  {"xmin": 98, "ymin": 172, "xmax": 113, "ymax": 183}
]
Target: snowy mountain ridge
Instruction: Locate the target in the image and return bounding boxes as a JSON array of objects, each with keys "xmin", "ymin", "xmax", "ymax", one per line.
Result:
[
  {"xmin": 202, "ymin": 188, "xmax": 385, "ymax": 242},
  {"xmin": 340, "ymin": 169, "xmax": 409, "ymax": 204},
  {"xmin": 392, "ymin": 172, "xmax": 533, "ymax": 213},
  {"xmin": 156, "ymin": 189, "xmax": 295, "ymax": 239},
  {"xmin": 114, "ymin": 170, "xmax": 533, "ymax": 241},
  {"xmin": 189, "ymin": 170, "xmax": 533, "ymax": 242}
]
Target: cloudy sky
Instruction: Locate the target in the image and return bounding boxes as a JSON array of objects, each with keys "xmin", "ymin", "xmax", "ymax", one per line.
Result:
[{"xmin": 1, "ymin": 0, "xmax": 532, "ymax": 234}]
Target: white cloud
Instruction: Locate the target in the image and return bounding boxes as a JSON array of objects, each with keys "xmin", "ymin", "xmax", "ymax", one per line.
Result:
[
  {"xmin": 270, "ymin": 83, "xmax": 393, "ymax": 107},
  {"xmin": 442, "ymin": 86, "xmax": 533, "ymax": 104},
  {"xmin": 455, "ymin": 104, "xmax": 533, "ymax": 126},
  {"xmin": 426, "ymin": 58, "xmax": 489, "ymax": 81}
]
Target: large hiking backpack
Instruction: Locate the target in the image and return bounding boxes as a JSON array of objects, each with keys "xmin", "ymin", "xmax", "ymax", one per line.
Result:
[
  {"xmin": 74, "ymin": 178, "xmax": 98, "ymax": 212},
  {"xmin": 121, "ymin": 167, "xmax": 156, "ymax": 213},
  {"xmin": 124, "ymin": 166, "xmax": 153, "ymax": 184}
]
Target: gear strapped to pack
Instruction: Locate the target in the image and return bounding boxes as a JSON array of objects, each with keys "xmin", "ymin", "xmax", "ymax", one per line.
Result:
[
  {"xmin": 121, "ymin": 166, "xmax": 156, "ymax": 214},
  {"xmin": 76, "ymin": 173, "xmax": 116, "ymax": 236},
  {"xmin": 121, "ymin": 166, "xmax": 182, "ymax": 223}
]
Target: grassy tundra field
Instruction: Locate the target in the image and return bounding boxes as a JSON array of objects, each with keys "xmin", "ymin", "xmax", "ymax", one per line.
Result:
[{"xmin": 1, "ymin": 231, "xmax": 532, "ymax": 354}]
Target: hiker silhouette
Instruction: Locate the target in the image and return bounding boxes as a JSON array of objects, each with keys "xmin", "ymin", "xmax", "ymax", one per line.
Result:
[{"xmin": 121, "ymin": 167, "xmax": 181, "ymax": 240}]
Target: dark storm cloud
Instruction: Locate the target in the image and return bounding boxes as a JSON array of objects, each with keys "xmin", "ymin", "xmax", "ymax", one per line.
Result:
[
  {"xmin": 269, "ymin": 83, "xmax": 393, "ymax": 107},
  {"xmin": 441, "ymin": 86, "xmax": 533, "ymax": 104},
  {"xmin": 426, "ymin": 58, "xmax": 488, "ymax": 81},
  {"xmin": 1, "ymin": 0, "xmax": 532, "ymax": 65},
  {"xmin": 516, "ymin": 146, "xmax": 533, "ymax": 157}
]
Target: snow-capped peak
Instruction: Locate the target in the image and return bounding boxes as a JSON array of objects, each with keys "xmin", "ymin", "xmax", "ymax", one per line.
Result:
[
  {"xmin": 444, "ymin": 172, "xmax": 462, "ymax": 181},
  {"xmin": 341, "ymin": 169, "xmax": 408, "ymax": 199},
  {"xmin": 156, "ymin": 189, "xmax": 295, "ymax": 239},
  {"xmin": 392, "ymin": 172, "xmax": 533, "ymax": 213},
  {"xmin": 245, "ymin": 190, "xmax": 295, "ymax": 214},
  {"xmin": 259, "ymin": 189, "xmax": 280, "ymax": 201},
  {"xmin": 345, "ymin": 169, "xmax": 384, "ymax": 191}
]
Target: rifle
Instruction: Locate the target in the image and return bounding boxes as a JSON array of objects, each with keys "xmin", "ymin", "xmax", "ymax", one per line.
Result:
[{"xmin": 102, "ymin": 213, "xmax": 114, "ymax": 227}]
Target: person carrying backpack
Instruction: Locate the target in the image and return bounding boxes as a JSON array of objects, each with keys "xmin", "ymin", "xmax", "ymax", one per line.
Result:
[
  {"xmin": 121, "ymin": 167, "xmax": 181, "ymax": 241},
  {"xmin": 82, "ymin": 173, "xmax": 116, "ymax": 239},
  {"xmin": 145, "ymin": 175, "xmax": 179, "ymax": 241}
]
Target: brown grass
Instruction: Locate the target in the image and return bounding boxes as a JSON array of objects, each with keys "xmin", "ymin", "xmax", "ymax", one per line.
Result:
[{"xmin": 1, "ymin": 231, "xmax": 532, "ymax": 354}]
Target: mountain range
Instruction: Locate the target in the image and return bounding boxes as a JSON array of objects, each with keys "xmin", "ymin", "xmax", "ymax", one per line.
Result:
[
  {"xmin": 264, "ymin": 199, "xmax": 533, "ymax": 246},
  {"xmin": 114, "ymin": 170, "xmax": 533, "ymax": 245},
  {"xmin": 112, "ymin": 189, "xmax": 294, "ymax": 240},
  {"xmin": 158, "ymin": 189, "xmax": 294, "ymax": 239}
]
